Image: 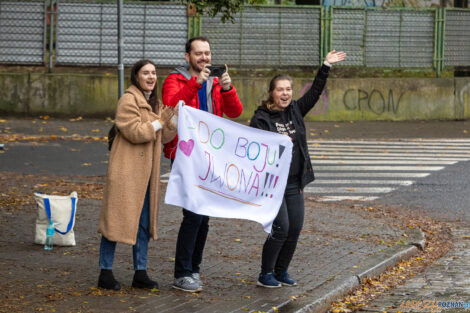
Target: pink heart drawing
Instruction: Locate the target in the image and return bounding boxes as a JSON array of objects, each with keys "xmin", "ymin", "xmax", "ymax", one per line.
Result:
[{"xmin": 179, "ymin": 139, "xmax": 194, "ymax": 157}]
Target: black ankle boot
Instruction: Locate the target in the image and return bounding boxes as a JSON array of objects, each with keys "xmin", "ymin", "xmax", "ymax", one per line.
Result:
[
  {"xmin": 132, "ymin": 270, "xmax": 159, "ymax": 289},
  {"xmin": 98, "ymin": 269, "xmax": 121, "ymax": 290}
]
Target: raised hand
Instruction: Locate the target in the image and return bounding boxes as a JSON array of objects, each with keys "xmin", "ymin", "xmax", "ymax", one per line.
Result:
[
  {"xmin": 325, "ymin": 50, "xmax": 347, "ymax": 65},
  {"xmin": 219, "ymin": 64, "xmax": 232, "ymax": 91}
]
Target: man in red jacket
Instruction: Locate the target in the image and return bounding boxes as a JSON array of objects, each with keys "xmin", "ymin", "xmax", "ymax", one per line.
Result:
[{"xmin": 162, "ymin": 36, "xmax": 243, "ymax": 292}]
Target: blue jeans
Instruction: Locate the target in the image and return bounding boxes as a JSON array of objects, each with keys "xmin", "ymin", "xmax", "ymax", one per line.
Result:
[
  {"xmin": 174, "ymin": 208, "xmax": 210, "ymax": 278},
  {"xmin": 99, "ymin": 187, "xmax": 150, "ymax": 271},
  {"xmin": 261, "ymin": 182, "xmax": 304, "ymax": 274}
]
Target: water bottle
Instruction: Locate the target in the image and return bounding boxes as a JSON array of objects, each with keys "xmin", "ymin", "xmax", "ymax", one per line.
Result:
[{"xmin": 44, "ymin": 221, "xmax": 54, "ymax": 250}]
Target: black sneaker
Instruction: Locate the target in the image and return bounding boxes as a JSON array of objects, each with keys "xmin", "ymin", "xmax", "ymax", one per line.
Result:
[
  {"xmin": 98, "ymin": 269, "xmax": 121, "ymax": 290},
  {"xmin": 132, "ymin": 270, "xmax": 159, "ymax": 289},
  {"xmin": 274, "ymin": 271, "xmax": 297, "ymax": 286},
  {"xmin": 256, "ymin": 272, "xmax": 281, "ymax": 288}
]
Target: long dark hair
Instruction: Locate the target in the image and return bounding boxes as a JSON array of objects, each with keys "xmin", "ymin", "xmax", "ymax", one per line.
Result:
[
  {"xmin": 262, "ymin": 74, "xmax": 293, "ymax": 110},
  {"xmin": 130, "ymin": 59, "xmax": 160, "ymax": 113}
]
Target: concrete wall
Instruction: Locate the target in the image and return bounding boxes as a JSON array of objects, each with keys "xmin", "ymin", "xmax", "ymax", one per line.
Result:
[{"xmin": 1, "ymin": 71, "xmax": 469, "ymax": 121}]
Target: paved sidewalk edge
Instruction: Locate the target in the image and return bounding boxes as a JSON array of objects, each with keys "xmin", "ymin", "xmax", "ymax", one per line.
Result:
[{"xmin": 273, "ymin": 227, "xmax": 425, "ymax": 313}]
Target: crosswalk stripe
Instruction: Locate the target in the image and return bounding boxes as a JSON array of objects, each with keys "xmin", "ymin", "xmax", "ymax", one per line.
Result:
[
  {"xmin": 308, "ymin": 147, "xmax": 470, "ymax": 153},
  {"xmin": 309, "ymin": 154, "xmax": 470, "ymax": 161},
  {"xmin": 304, "ymin": 186, "xmax": 395, "ymax": 194},
  {"xmin": 313, "ymin": 165, "xmax": 444, "ymax": 171},
  {"xmin": 308, "ymin": 139, "xmax": 470, "ymax": 145},
  {"xmin": 314, "ymin": 196, "xmax": 379, "ymax": 201},
  {"xmin": 315, "ymin": 172, "xmax": 430, "ymax": 178},
  {"xmin": 310, "ymin": 160, "xmax": 456, "ymax": 165},
  {"xmin": 314, "ymin": 179, "xmax": 414, "ymax": 185}
]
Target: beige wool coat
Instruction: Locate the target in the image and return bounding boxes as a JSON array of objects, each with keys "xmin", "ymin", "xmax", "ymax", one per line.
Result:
[{"xmin": 98, "ymin": 85, "xmax": 176, "ymax": 245}]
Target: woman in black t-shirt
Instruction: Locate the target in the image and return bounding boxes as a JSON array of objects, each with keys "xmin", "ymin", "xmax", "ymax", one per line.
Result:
[{"xmin": 249, "ymin": 50, "xmax": 346, "ymax": 288}]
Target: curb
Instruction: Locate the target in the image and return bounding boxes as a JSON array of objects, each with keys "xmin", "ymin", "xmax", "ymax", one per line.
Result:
[{"xmin": 271, "ymin": 228, "xmax": 426, "ymax": 313}]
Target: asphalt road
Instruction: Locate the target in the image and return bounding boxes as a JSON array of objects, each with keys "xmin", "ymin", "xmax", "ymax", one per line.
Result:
[
  {"xmin": 0, "ymin": 141, "xmax": 172, "ymax": 177},
  {"xmin": 379, "ymin": 159, "xmax": 470, "ymax": 223}
]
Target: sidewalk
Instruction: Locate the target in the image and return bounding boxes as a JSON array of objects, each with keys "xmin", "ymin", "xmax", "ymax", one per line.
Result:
[{"xmin": 0, "ymin": 117, "xmax": 463, "ymax": 313}]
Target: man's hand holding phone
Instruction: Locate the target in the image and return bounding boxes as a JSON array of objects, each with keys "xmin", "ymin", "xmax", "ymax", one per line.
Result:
[{"xmin": 218, "ymin": 65, "xmax": 231, "ymax": 91}]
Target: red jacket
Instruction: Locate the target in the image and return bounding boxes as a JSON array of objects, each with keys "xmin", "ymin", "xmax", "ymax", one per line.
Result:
[{"xmin": 162, "ymin": 68, "xmax": 243, "ymax": 159}]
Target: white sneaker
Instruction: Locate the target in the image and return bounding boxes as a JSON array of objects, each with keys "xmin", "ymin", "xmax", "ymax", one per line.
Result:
[
  {"xmin": 192, "ymin": 273, "xmax": 203, "ymax": 287},
  {"xmin": 172, "ymin": 276, "xmax": 201, "ymax": 292}
]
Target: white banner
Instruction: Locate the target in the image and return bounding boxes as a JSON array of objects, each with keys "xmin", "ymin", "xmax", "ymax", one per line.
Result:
[{"xmin": 165, "ymin": 103, "xmax": 293, "ymax": 233}]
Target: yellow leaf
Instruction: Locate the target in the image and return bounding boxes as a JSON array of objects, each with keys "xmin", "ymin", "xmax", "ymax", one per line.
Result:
[
  {"xmin": 120, "ymin": 300, "xmax": 126, "ymax": 303},
  {"xmin": 81, "ymin": 163, "xmax": 92, "ymax": 167},
  {"xmin": 234, "ymin": 238, "xmax": 241, "ymax": 242},
  {"xmin": 272, "ymin": 307, "xmax": 279, "ymax": 312},
  {"xmin": 91, "ymin": 129, "xmax": 100, "ymax": 133},
  {"xmin": 60, "ymin": 127, "xmax": 68, "ymax": 132},
  {"xmin": 0, "ymin": 119, "xmax": 6, "ymax": 123}
]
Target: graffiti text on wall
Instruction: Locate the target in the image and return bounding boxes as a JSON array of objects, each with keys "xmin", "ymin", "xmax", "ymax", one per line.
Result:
[{"xmin": 343, "ymin": 89, "xmax": 405, "ymax": 115}]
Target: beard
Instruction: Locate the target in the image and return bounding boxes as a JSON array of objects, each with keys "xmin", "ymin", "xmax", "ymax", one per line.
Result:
[{"xmin": 189, "ymin": 57, "xmax": 209, "ymax": 73}]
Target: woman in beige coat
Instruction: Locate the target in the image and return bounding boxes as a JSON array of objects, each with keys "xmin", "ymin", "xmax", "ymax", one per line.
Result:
[{"xmin": 97, "ymin": 60, "xmax": 177, "ymax": 290}]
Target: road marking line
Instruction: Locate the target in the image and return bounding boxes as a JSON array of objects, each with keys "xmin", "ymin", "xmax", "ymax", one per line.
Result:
[
  {"xmin": 313, "ymin": 179, "xmax": 414, "ymax": 185},
  {"xmin": 313, "ymin": 195, "xmax": 380, "ymax": 202},
  {"xmin": 308, "ymin": 139, "xmax": 470, "ymax": 145},
  {"xmin": 304, "ymin": 186, "xmax": 395, "ymax": 194},
  {"xmin": 313, "ymin": 165, "xmax": 444, "ymax": 171},
  {"xmin": 308, "ymin": 147, "xmax": 470, "ymax": 153},
  {"xmin": 315, "ymin": 172, "xmax": 430, "ymax": 178},
  {"xmin": 309, "ymin": 153, "xmax": 470, "ymax": 160},
  {"xmin": 310, "ymin": 160, "xmax": 456, "ymax": 165}
]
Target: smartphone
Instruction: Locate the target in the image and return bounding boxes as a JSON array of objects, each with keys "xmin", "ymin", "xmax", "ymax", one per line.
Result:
[{"xmin": 207, "ymin": 65, "xmax": 226, "ymax": 77}]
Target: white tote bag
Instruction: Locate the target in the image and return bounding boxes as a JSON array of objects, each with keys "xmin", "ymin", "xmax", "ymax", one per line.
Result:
[{"xmin": 34, "ymin": 191, "xmax": 78, "ymax": 246}]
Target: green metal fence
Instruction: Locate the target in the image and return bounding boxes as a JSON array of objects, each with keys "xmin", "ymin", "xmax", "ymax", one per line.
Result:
[
  {"xmin": 199, "ymin": 6, "xmax": 470, "ymax": 77},
  {"xmin": 0, "ymin": 0, "xmax": 468, "ymax": 77}
]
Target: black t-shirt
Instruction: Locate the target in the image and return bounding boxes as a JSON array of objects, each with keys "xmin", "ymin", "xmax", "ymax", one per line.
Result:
[{"xmin": 272, "ymin": 110, "xmax": 303, "ymax": 181}]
